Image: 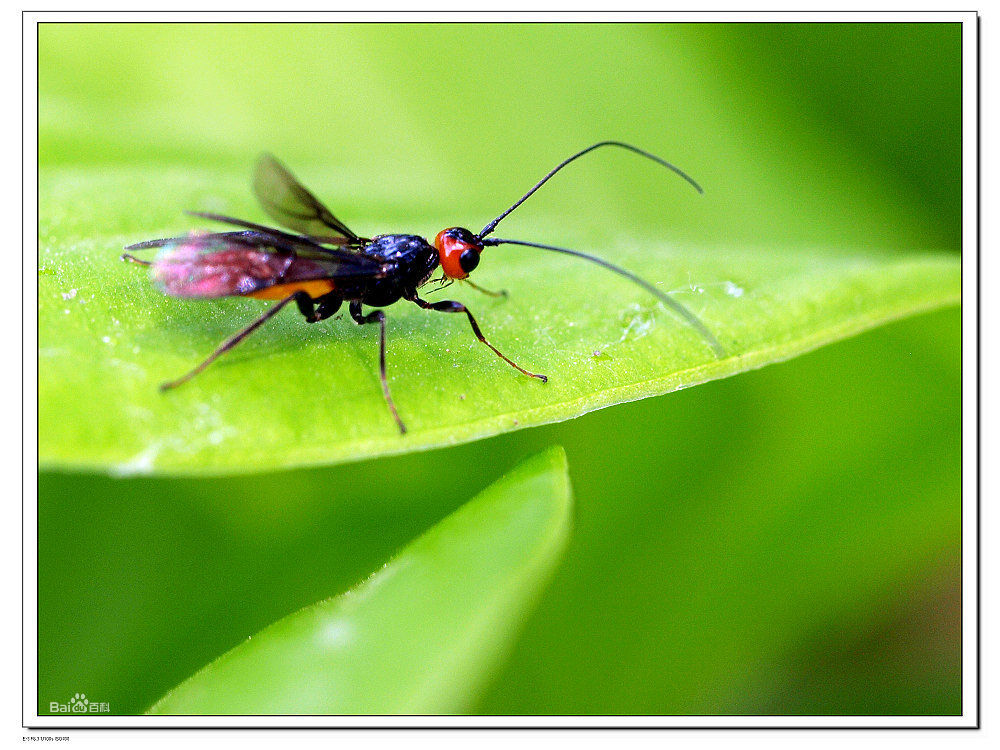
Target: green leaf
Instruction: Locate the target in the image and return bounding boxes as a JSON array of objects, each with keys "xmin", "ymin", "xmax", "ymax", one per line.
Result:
[
  {"xmin": 145, "ymin": 447, "xmax": 572, "ymax": 715},
  {"xmin": 38, "ymin": 167, "xmax": 959, "ymax": 474}
]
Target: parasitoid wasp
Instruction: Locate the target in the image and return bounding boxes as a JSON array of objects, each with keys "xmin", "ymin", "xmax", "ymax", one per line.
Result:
[{"xmin": 123, "ymin": 141, "xmax": 725, "ymax": 434}]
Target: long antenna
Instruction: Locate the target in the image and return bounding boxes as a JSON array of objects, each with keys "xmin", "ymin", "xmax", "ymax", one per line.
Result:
[
  {"xmin": 481, "ymin": 237, "xmax": 725, "ymax": 358},
  {"xmin": 478, "ymin": 141, "xmax": 703, "ymax": 240}
]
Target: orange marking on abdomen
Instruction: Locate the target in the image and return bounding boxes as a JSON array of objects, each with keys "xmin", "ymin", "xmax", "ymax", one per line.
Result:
[{"xmin": 248, "ymin": 280, "xmax": 337, "ymax": 300}]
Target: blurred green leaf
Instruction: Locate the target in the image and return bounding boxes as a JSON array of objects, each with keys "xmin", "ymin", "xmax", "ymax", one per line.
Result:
[
  {"xmin": 145, "ymin": 447, "xmax": 572, "ymax": 714},
  {"xmin": 38, "ymin": 24, "xmax": 959, "ymax": 252},
  {"xmin": 38, "ymin": 164, "xmax": 959, "ymax": 474}
]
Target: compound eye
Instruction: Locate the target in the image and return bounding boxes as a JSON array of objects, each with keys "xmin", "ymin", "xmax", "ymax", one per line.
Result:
[
  {"xmin": 459, "ymin": 248, "xmax": 480, "ymax": 274},
  {"xmin": 434, "ymin": 227, "xmax": 484, "ymax": 279}
]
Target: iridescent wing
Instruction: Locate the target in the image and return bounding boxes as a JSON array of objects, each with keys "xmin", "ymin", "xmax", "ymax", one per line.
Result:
[
  {"xmin": 183, "ymin": 211, "xmax": 341, "ymax": 248},
  {"xmin": 133, "ymin": 231, "xmax": 389, "ymax": 299},
  {"xmin": 253, "ymin": 153, "xmax": 361, "ymax": 244}
]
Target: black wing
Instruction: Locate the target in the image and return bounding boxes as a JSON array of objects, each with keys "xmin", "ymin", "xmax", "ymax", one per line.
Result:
[
  {"xmin": 126, "ymin": 229, "xmax": 385, "ymax": 272},
  {"xmin": 253, "ymin": 153, "xmax": 361, "ymax": 244},
  {"xmin": 135, "ymin": 231, "xmax": 390, "ymax": 299},
  {"xmin": 129, "ymin": 214, "xmax": 330, "ymax": 254},
  {"xmin": 127, "ymin": 213, "xmax": 388, "ymax": 264},
  {"xmin": 183, "ymin": 211, "xmax": 337, "ymax": 248}
]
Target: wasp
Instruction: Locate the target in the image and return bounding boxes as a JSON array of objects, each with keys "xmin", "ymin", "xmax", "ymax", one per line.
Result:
[{"xmin": 123, "ymin": 141, "xmax": 724, "ymax": 433}]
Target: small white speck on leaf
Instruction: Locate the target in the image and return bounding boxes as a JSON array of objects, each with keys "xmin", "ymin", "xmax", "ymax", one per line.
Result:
[{"xmin": 724, "ymin": 281, "xmax": 745, "ymax": 298}]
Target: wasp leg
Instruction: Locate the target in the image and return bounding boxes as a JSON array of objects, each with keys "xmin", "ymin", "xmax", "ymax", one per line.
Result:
[
  {"xmin": 121, "ymin": 252, "xmax": 151, "ymax": 266},
  {"xmin": 312, "ymin": 292, "xmax": 343, "ymax": 322},
  {"xmin": 295, "ymin": 292, "xmax": 342, "ymax": 323},
  {"xmin": 408, "ymin": 295, "xmax": 547, "ymax": 382},
  {"xmin": 294, "ymin": 293, "xmax": 320, "ymax": 321},
  {"xmin": 161, "ymin": 291, "xmax": 311, "ymax": 391},
  {"xmin": 349, "ymin": 301, "xmax": 406, "ymax": 434},
  {"xmin": 463, "ymin": 279, "xmax": 508, "ymax": 298}
]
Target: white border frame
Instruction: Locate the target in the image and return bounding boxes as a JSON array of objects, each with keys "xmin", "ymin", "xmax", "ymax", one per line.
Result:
[{"xmin": 22, "ymin": 9, "xmax": 979, "ymax": 731}]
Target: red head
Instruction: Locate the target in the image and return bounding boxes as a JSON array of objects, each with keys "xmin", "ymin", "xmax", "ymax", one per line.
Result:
[{"xmin": 434, "ymin": 227, "xmax": 484, "ymax": 279}]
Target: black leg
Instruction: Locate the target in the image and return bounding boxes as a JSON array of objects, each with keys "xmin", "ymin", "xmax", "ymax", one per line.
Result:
[
  {"xmin": 408, "ymin": 295, "xmax": 547, "ymax": 382},
  {"xmin": 121, "ymin": 252, "xmax": 151, "ymax": 266},
  {"xmin": 463, "ymin": 279, "xmax": 508, "ymax": 298},
  {"xmin": 296, "ymin": 292, "xmax": 345, "ymax": 323},
  {"xmin": 349, "ymin": 301, "xmax": 406, "ymax": 434},
  {"xmin": 314, "ymin": 293, "xmax": 343, "ymax": 322},
  {"xmin": 422, "ymin": 277, "xmax": 454, "ymax": 296},
  {"xmin": 161, "ymin": 292, "xmax": 309, "ymax": 391},
  {"xmin": 295, "ymin": 293, "xmax": 319, "ymax": 321}
]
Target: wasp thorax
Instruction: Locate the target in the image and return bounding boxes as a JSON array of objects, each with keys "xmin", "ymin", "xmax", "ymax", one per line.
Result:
[{"xmin": 434, "ymin": 227, "xmax": 483, "ymax": 279}]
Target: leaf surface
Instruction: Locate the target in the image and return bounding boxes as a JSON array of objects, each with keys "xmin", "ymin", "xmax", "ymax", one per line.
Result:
[
  {"xmin": 146, "ymin": 447, "xmax": 572, "ymax": 715},
  {"xmin": 38, "ymin": 167, "xmax": 960, "ymax": 473}
]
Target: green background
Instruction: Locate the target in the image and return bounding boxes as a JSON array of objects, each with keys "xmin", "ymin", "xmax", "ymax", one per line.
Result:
[{"xmin": 38, "ymin": 22, "xmax": 962, "ymax": 715}]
